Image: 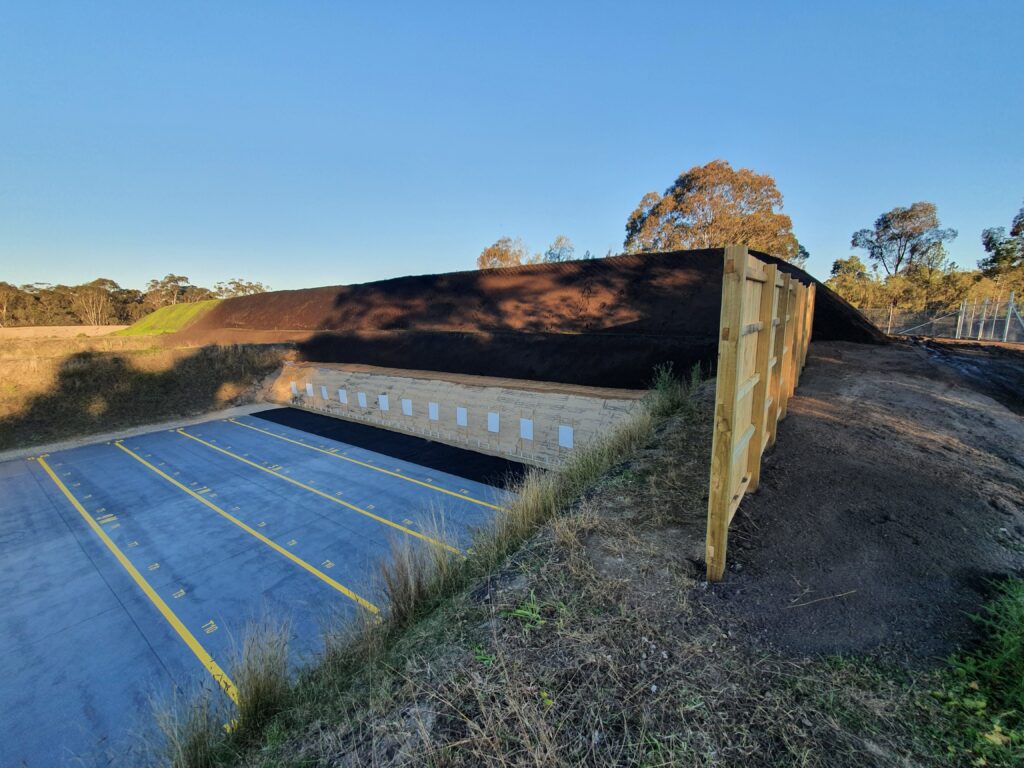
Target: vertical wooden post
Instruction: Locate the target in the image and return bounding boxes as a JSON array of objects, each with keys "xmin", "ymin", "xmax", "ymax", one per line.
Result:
[
  {"xmin": 792, "ymin": 283, "xmax": 807, "ymax": 390},
  {"xmin": 705, "ymin": 246, "xmax": 748, "ymax": 582},
  {"xmin": 767, "ymin": 272, "xmax": 791, "ymax": 448},
  {"xmin": 1004, "ymin": 292, "xmax": 1016, "ymax": 343},
  {"xmin": 801, "ymin": 283, "xmax": 816, "ymax": 369},
  {"xmin": 977, "ymin": 298, "xmax": 989, "ymax": 341},
  {"xmin": 779, "ymin": 280, "xmax": 797, "ymax": 419},
  {"xmin": 747, "ymin": 263, "xmax": 778, "ymax": 492}
]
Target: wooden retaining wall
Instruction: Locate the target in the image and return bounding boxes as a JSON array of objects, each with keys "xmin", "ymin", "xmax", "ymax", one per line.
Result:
[{"xmin": 705, "ymin": 246, "xmax": 816, "ymax": 581}]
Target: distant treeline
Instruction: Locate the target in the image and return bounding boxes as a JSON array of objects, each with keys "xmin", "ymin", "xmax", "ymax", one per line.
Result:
[{"xmin": 0, "ymin": 275, "xmax": 268, "ymax": 327}]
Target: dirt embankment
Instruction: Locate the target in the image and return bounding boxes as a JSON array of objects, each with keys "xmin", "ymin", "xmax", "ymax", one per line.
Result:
[
  {"xmin": 177, "ymin": 250, "xmax": 883, "ymax": 388},
  {"xmin": 711, "ymin": 340, "xmax": 1024, "ymax": 663}
]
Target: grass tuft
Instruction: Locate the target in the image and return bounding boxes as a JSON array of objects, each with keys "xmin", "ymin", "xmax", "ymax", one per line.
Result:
[
  {"xmin": 229, "ymin": 622, "xmax": 291, "ymax": 746},
  {"xmin": 933, "ymin": 578, "xmax": 1024, "ymax": 765},
  {"xmin": 152, "ymin": 690, "xmax": 226, "ymax": 768}
]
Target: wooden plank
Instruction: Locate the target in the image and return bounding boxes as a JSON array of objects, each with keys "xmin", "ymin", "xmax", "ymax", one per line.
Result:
[
  {"xmin": 706, "ymin": 245, "xmax": 748, "ymax": 582},
  {"xmin": 747, "ymin": 263, "xmax": 778, "ymax": 491},
  {"xmin": 768, "ymin": 273, "xmax": 792, "ymax": 447}
]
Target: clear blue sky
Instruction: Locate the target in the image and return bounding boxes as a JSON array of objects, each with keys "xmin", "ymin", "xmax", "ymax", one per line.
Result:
[{"xmin": 2, "ymin": 1, "xmax": 1022, "ymax": 290}]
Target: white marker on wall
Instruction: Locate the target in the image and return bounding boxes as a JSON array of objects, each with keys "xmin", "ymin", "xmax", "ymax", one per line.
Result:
[
  {"xmin": 487, "ymin": 412, "xmax": 499, "ymax": 433},
  {"xmin": 428, "ymin": 402, "xmax": 439, "ymax": 421},
  {"xmin": 320, "ymin": 385, "xmax": 329, "ymax": 400},
  {"xmin": 519, "ymin": 418, "xmax": 533, "ymax": 440},
  {"xmin": 558, "ymin": 425, "xmax": 574, "ymax": 449},
  {"xmin": 337, "ymin": 389, "xmax": 348, "ymax": 404},
  {"xmin": 290, "ymin": 381, "xmax": 298, "ymax": 396},
  {"xmin": 401, "ymin": 398, "xmax": 412, "ymax": 416},
  {"xmin": 378, "ymin": 394, "xmax": 389, "ymax": 412},
  {"xmin": 305, "ymin": 382, "xmax": 314, "ymax": 397},
  {"xmin": 456, "ymin": 407, "xmax": 468, "ymax": 427},
  {"xmin": 357, "ymin": 392, "xmax": 368, "ymax": 408}
]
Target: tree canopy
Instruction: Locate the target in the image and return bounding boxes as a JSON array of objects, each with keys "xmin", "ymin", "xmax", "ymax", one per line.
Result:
[
  {"xmin": 477, "ymin": 237, "xmax": 529, "ymax": 269},
  {"xmin": 850, "ymin": 202, "xmax": 957, "ymax": 277},
  {"xmin": 623, "ymin": 159, "xmax": 801, "ymax": 260},
  {"xmin": 0, "ymin": 273, "xmax": 268, "ymax": 327},
  {"xmin": 543, "ymin": 235, "xmax": 575, "ymax": 263},
  {"xmin": 979, "ymin": 200, "xmax": 1023, "ymax": 278}
]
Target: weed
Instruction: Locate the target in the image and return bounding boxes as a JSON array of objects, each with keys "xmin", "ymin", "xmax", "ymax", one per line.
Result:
[
  {"xmin": 932, "ymin": 578, "xmax": 1024, "ymax": 765},
  {"xmin": 502, "ymin": 590, "xmax": 547, "ymax": 632}
]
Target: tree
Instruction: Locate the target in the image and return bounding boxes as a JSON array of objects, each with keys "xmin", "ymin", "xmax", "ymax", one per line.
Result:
[
  {"xmin": 792, "ymin": 243, "xmax": 810, "ymax": 269},
  {"xmin": 825, "ymin": 256, "xmax": 877, "ymax": 308},
  {"xmin": 543, "ymin": 235, "xmax": 575, "ymax": 263},
  {"xmin": 979, "ymin": 200, "xmax": 1024, "ymax": 278},
  {"xmin": 623, "ymin": 159, "xmax": 800, "ymax": 260},
  {"xmin": 71, "ymin": 284, "xmax": 113, "ymax": 325},
  {"xmin": 214, "ymin": 278, "xmax": 270, "ymax": 298},
  {"xmin": 851, "ymin": 202, "xmax": 957, "ymax": 277},
  {"xmin": 477, "ymin": 237, "xmax": 528, "ymax": 269},
  {"xmin": 0, "ymin": 282, "xmax": 21, "ymax": 327},
  {"xmin": 145, "ymin": 274, "xmax": 191, "ymax": 307}
]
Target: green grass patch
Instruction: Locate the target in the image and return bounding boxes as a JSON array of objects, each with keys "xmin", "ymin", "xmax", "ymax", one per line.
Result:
[
  {"xmin": 115, "ymin": 300, "xmax": 221, "ymax": 336},
  {"xmin": 930, "ymin": 578, "xmax": 1024, "ymax": 766}
]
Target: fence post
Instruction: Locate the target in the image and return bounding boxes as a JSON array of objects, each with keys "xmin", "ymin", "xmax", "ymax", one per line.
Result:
[
  {"xmin": 1004, "ymin": 292, "xmax": 1016, "ymax": 343},
  {"xmin": 747, "ymin": 263, "xmax": 779, "ymax": 492},
  {"xmin": 801, "ymin": 283, "xmax": 816, "ymax": 370},
  {"xmin": 792, "ymin": 282, "xmax": 807, "ymax": 389},
  {"xmin": 955, "ymin": 299, "xmax": 965, "ymax": 339},
  {"xmin": 780, "ymin": 280, "xmax": 798, "ymax": 417},
  {"xmin": 767, "ymin": 272, "xmax": 791, "ymax": 448},
  {"xmin": 705, "ymin": 245, "xmax": 748, "ymax": 582},
  {"xmin": 977, "ymin": 298, "xmax": 989, "ymax": 340}
]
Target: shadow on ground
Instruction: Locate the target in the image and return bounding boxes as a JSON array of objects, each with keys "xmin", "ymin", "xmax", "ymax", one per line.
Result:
[{"xmin": 0, "ymin": 345, "xmax": 285, "ymax": 451}]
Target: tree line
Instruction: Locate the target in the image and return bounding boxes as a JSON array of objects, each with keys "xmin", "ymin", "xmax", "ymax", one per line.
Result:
[
  {"xmin": 476, "ymin": 160, "xmax": 810, "ymax": 270},
  {"xmin": 475, "ymin": 159, "xmax": 1023, "ymax": 330},
  {"xmin": 0, "ymin": 275, "xmax": 268, "ymax": 327},
  {"xmin": 826, "ymin": 200, "xmax": 1024, "ymax": 321}
]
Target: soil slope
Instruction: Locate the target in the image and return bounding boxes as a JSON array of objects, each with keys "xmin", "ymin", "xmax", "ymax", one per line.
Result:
[
  {"xmin": 178, "ymin": 250, "xmax": 883, "ymax": 388},
  {"xmin": 711, "ymin": 340, "xmax": 1024, "ymax": 663}
]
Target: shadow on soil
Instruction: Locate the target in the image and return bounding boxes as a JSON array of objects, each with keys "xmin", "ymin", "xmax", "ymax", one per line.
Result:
[{"xmin": 0, "ymin": 345, "xmax": 285, "ymax": 451}]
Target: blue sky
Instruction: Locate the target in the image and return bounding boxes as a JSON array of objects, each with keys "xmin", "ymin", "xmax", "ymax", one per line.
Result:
[{"xmin": 2, "ymin": 1, "xmax": 1022, "ymax": 290}]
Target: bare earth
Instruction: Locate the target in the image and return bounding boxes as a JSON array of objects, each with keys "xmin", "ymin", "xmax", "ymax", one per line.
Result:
[
  {"xmin": 0, "ymin": 324, "xmax": 127, "ymax": 339},
  {"xmin": 710, "ymin": 340, "xmax": 1024, "ymax": 664}
]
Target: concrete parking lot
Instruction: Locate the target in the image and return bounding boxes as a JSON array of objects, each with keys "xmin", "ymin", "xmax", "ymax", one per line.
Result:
[{"xmin": 0, "ymin": 409, "xmax": 516, "ymax": 766}]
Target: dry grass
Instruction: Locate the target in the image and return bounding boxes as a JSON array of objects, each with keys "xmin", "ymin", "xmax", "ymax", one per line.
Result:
[{"xmin": 0, "ymin": 342, "xmax": 285, "ymax": 450}]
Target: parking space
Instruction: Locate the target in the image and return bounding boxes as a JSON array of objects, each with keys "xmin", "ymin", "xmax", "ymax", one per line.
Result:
[{"xmin": 0, "ymin": 408, "xmax": 517, "ymax": 766}]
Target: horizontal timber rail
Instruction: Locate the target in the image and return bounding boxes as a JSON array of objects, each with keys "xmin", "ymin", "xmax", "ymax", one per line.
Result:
[{"xmin": 705, "ymin": 245, "xmax": 816, "ymax": 581}]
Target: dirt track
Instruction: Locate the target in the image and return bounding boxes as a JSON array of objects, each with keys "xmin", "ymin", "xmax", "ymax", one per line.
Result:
[{"xmin": 710, "ymin": 340, "xmax": 1024, "ymax": 664}]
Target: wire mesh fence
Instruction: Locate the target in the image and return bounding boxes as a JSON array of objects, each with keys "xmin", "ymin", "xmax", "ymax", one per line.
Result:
[{"xmin": 861, "ymin": 293, "xmax": 1024, "ymax": 343}]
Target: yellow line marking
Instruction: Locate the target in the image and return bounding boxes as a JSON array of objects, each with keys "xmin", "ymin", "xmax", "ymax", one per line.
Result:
[
  {"xmin": 115, "ymin": 441, "xmax": 380, "ymax": 614},
  {"xmin": 36, "ymin": 456, "xmax": 238, "ymax": 704},
  {"xmin": 177, "ymin": 429, "xmax": 462, "ymax": 555},
  {"xmin": 226, "ymin": 418, "xmax": 504, "ymax": 512}
]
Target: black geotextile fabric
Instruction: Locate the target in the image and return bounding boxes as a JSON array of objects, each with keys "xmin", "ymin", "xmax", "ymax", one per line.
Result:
[{"xmin": 251, "ymin": 407, "xmax": 527, "ymax": 489}]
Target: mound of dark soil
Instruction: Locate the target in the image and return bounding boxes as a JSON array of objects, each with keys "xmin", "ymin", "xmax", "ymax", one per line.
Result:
[
  {"xmin": 709, "ymin": 341, "xmax": 1024, "ymax": 664},
  {"xmin": 179, "ymin": 249, "xmax": 884, "ymax": 388}
]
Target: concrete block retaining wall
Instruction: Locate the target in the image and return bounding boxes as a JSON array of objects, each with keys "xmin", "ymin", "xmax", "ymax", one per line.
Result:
[{"xmin": 266, "ymin": 362, "xmax": 645, "ymax": 467}]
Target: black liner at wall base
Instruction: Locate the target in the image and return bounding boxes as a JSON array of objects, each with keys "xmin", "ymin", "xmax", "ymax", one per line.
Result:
[{"xmin": 252, "ymin": 407, "xmax": 528, "ymax": 489}]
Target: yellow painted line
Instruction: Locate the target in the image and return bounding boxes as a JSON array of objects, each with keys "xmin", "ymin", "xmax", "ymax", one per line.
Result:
[
  {"xmin": 227, "ymin": 418, "xmax": 504, "ymax": 512},
  {"xmin": 35, "ymin": 456, "xmax": 238, "ymax": 704},
  {"xmin": 176, "ymin": 428, "xmax": 462, "ymax": 556},
  {"xmin": 115, "ymin": 441, "xmax": 380, "ymax": 614}
]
